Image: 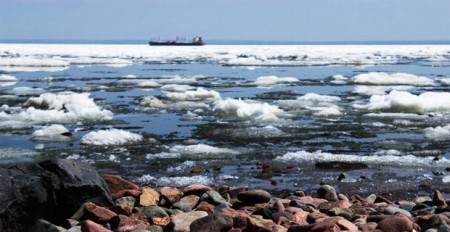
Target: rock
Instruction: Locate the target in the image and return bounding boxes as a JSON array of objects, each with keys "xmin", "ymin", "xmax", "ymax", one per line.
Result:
[
  {"xmin": 67, "ymin": 226, "xmax": 82, "ymax": 232},
  {"xmin": 115, "ymin": 196, "xmax": 136, "ymax": 210},
  {"xmin": 142, "ymin": 206, "xmax": 169, "ymax": 220},
  {"xmin": 195, "ymin": 201, "xmax": 216, "ymax": 215},
  {"xmin": 31, "ymin": 219, "xmax": 66, "ymax": 232},
  {"xmin": 109, "ymin": 214, "xmax": 150, "ymax": 232},
  {"xmin": 0, "ymin": 158, "xmax": 113, "ymax": 232},
  {"xmin": 189, "ymin": 213, "xmax": 233, "ymax": 232},
  {"xmin": 314, "ymin": 161, "xmax": 368, "ymax": 170},
  {"xmin": 220, "ymin": 207, "xmax": 248, "ymax": 229},
  {"xmin": 247, "ymin": 216, "xmax": 286, "ymax": 232},
  {"xmin": 179, "ymin": 195, "xmax": 200, "ymax": 209},
  {"xmin": 102, "ymin": 174, "xmax": 140, "ymax": 199},
  {"xmin": 317, "ymin": 185, "xmax": 339, "ymax": 202},
  {"xmin": 384, "ymin": 205, "xmax": 412, "ymax": 217},
  {"xmin": 415, "ymin": 196, "xmax": 433, "ymax": 205},
  {"xmin": 139, "ymin": 187, "xmax": 160, "ymax": 206},
  {"xmin": 78, "ymin": 220, "xmax": 112, "ymax": 232},
  {"xmin": 160, "ymin": 187, "xmax": 183, "ymax": 204},
  {"xmin": 237, "ymin": 189, "xmax": 272, "ymax": 205},
  {"xmin": 336, "ymin": 218, "xmax": 358, "ymax": 231},
  {"xmin": 200, "ymin": 190, "xmax": 229, "ymax": 205},
  {"xmin": 422, "ymin": 214, "xmax": 450, "ymax": 231},
  {"xmin": 71, "ymin": 202, "xmax": 117, "ymax": 222},
  {"xmin": 310, "ymin": 217, "xmax": 341, "ymax": 232},
  {"xmin": 146, "ymin": 225, "xmax": 164, "ymax": 232},
  {"xmin": 172, "ymin": 201, "xmax": 192, "ymax": 212},
  {"xmin": 433, "ymin": 190, "xmax": 448, "ymax": 207},
  {"xmin": 169, "ymin": 211, "xmax": 208, "ymax": 232},
  {"xmin": 183, "ymin": 184, "xmax": 212, "ymax": 196},
  {"xmin": 291, "ymin": 210, "xmax": 309, "ymax": 224},
  {"xmin": 377, "ymin": 214, "xmax": 415, "ymax": 232},
  {"xmin": 109, "ymin": 205, "xmax": 132, "ymax": 216}
]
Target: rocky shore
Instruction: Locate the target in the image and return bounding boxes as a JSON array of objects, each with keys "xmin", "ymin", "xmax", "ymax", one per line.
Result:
[{"xmin": 1, "ymin": 159, "xmax": 449, "ymax": 232}]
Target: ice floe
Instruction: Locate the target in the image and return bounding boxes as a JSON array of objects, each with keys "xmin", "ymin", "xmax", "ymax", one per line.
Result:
[
  {"xmin": 278, "ymin": 93, "xmax": 342, "ymax": 116},
  {"xmin": 81, "ymin": 128, "xmax": 143, "ymax": 145},
  {"xmin": 213, "ymin": 98, "xmax": 288, "ymax": 121},
  {"xmin": 163, "ymin": 87, "xmax": 221, "ymax": 101},
  {"xmin": 275, "ymin": 150, "xmax": 450, "ymax": 167},
  {"xmin": 138, "ymin": 174, "xmax": 212, "ymax": 186},
  {"xmin": 330, "ymin": 75, "xmax": 348, "ymax": 84},
  {"xmin": 354, "ymin": 91, "xmax": 450, "ymax": 113},
  {"xmin": 424, "ymin": 125, "xmax": 450, "ymax": 140},
  {"xmin": 353, "ymin": 85, "xmax": 414, "ymax": 96},
  {"xmin": 161, "ymin": 84, "xmax": 194, "ymax": 92},
  {"xmin": 169, "ymin": 144, "xmax": 238, "ymax": 156},
  {"xmin": 0, "ymin": 74, "xmax": 18, "ymax": 87},
  {"xmin": 350, "ymin": 72, "xmax": 435, "ymax": 86},
  {"xmin": 1, "ymin": 92, "xmax": 113, "ymax": 123},
  {"xmin": 31, "ymin": 124, "xmax": 72, "ymax": 142},
  {"xmin": 254, "ymin": 75, "xmax": 299, "ymax": 85}
]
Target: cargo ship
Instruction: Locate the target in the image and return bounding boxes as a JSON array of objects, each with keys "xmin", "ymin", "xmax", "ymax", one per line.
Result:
[{"xmin": 149, "ymin": 36, "xmax": 205, "ymax": 46}]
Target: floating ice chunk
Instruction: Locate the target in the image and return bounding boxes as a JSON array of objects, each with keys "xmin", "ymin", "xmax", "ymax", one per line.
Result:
[
  {"xmin": 278, "ymin": 93, "xmax": 342, "ymax": 116},
  {"xmin": 350, "ymin": 72, "xmax": 434, "ymax": 86},
  {"xmin": 81, "ymin": 128, "xmax": 143, "ymax": 145},
  {"xmin": 137, "ymin": 174, "xmax": 212, "ymax": 186},
  {"xmin": 146, "ymin": 152, "xmax": 181, "ymax": 159},
  {"xmin": 443, "ymin": 175, "xmax": 450, "ymax": 183},
  {"xmin": 254, "ymin": 75, "xmax": 299, "ymax": 85},
  {"xmin": 354, "ymin": 91, "xmax": 450, "ymax": 113},
  {"xmin": 170, "ymin": 144, "xmax": 238, "ymax": 155},
  {"xmin": 32, "ymin": 124, "xmax": 70, "ymax": 137},
  {"xmin": 330, "ymin": 75, "xmax": 348, "ymax": 84},
  {"xmin": 275, "ymin": 150, "xmax": 450, "ymax": 167},
  {"xmin": 424, "ymin": 125, "xmax": 450, "ymax": 140},
  {"xmin": 364, "ymin": 112, "xmax": 428, "ymax": 120},
  {"xmin": 213, "ymin": 98, "xmax": 287, "ymax": 121},
  {"xmin": 353, "ymin": 85, "xmax": 414, "ymax": 95},
  {"xmin": 437, "ymin": 78, "xmax": 450, "ymax": 86},
  {"xmin": 7, "ymin": 87, "xmax": 45, "ymax": 96},
  {"xmin": 0, "ymin": 57, "xmax": 69, "ymax": 67},
  {"xmin": 137, "ymin": 80, "xmax": 160, "ymax": 88},
  {"xmin": 122, "ymin": 74, "xmax": 136, "ymax": 79},
  {"xmin": 156, "ymin": 75, "xmax": 197, "ymax": 84},
  {"xmin": 164, "ymin": 87, "xmax": 221, "ymax": 101},
  {"xmin": 140, "ymin": 96, "xmax": 168, "ymax": 108},
  {"xmin": 0, "ymin": 74, "xmax": 18, "ymax": 82},
  {"xmin": 161, "ymin": 84, "xmax": 194, "ymax": 92},
  {"xmin": 2, "ymin": 92, "xmax": 113, "ymax": 123}
]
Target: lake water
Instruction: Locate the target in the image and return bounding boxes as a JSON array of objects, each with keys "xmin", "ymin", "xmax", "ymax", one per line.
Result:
[{"xmin": 1, "ymin": 43, "xmax": 450, "ymax": 198}]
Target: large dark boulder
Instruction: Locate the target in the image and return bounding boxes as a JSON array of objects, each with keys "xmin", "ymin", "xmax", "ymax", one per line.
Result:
[{"xmin": 0, "ymin": 158, "xmax": 113, "ymax": 232}]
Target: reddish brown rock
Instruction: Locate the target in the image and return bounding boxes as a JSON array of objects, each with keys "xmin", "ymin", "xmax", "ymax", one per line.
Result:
[
  {"xmin": 71, "ymin": 202, "xmax": 117, "ymax": 222},
  {"xmin": 311, "ymin": 217, "xmax": 342, "ymax": 232},
  {"xmin": 109, "ymin": 205, "xmax": 132, "ymax": 216},
  {"xmin": 433, "ymin": 190, "xmax": 448, "ymax": 207},
  {"xmin": 237, "ymin": 189, "xmax": 272, "ymax": 204},
  {"xmin": 298, "ymin": 196, "xmax": 328, "ymax": 206},
  {"xmin": 110, "ymin": 214, "xmax": 150, "ymax": 232},
  {"xmin": 151, "ymin": 216, "xmax": 171, "ymax": 227},
  {"xmin": 221, "ymin": 207, "xmax": 248, "ymax": 229},
  {"xmin": 336, "ymin": 218, "xmax": 358, "ymax": 231},
  {"xmin": 376, "ymin": 214, "xmax": 414, "ymax": 232},
  {"xmin": 79, "ymin": 220, "xmax": 112, "ymax": 232},
  {"xmin": 183, "ymin": 184, "xmax": 213, "ymax": 196},
  {"xmin": 102, "ymin": 174, "xmax": 140, "ymax": 199},
  {"xmin": 195, "ymin": 201, "xmax": 215, "ymax": 215},
  {"xmin": 160, "ymin": 187, "xmax": 183, "ymax": 204},
  {"xmin": 139, "ymin": 187, "xmax": 160, "ymax": 206},
  {"xmin": 307, "ymin": 212, "xmax": 330, "ymax": 224},
  {"xmin": 247, "ymin": 216, "xmax": 286, "ymax": 232},
  {"xmin": 292, "ymin": 210, "xmax": 309, "ymax": 224}
]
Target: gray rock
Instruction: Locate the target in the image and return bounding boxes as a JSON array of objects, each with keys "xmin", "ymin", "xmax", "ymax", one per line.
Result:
[
  {"xmin": 317, "ymin": 185, "xmax": 339, "ymax": 202},
  {"xmin": 189, "ymin": 213, "xmax": 233, "ymax": 232},
  {"xmin": 399, "ymin": 203, "xmax": 416, "ymax": 212},
  {"xmin": 0, "ymin": 159, "xmax": 112, "ymax": 232},
  {"xmin": 172, "ymin": 201, "xmax": 192, "ymax": 212},
  {"xmin": 67, "ymin": 226, "xmax": 82, "ymax": 232},
  {"xmin": 170, "ymin": 211, "xmax": 208, "ymax": 232},
  {"xmin": 415, "ymin": 196, "xmax": 433, "ymax": 205},
  {"xmin": 438, "ymin": 224, "xmax": 450, "ymax": 232},
  {"xmin": 384, "ymin": 206, "xmax": 412, "ymax": 217},
  {"xmin": 422, "ymin": 214, "xmax": 450, "ymax": 231},
  {"xmin": 143, "ymin": 206, "xmax": 169, "ymax": 219},
  {"xmin": 115, "ymin": 196, "xmax": 136, "ymax": 209},
  {"xmin": 200, "ymin": 190, "xmax": 229, "ymax": 206},
  {"xmin": 31, "ymin": 219, "xmax": 66, "ymax": 232}
]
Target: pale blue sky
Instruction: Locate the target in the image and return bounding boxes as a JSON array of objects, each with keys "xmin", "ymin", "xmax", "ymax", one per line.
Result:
[{"xmin": 1, "ymin": 0, "xmax": 450, "ymax": 42}]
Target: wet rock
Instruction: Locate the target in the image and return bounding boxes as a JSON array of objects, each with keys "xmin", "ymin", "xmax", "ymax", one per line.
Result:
[
  {"xmin": 160, "ymin": 187, "xmax": 183, "ymax": 204},
  {"xmin": 0, "ymin": 158, "xmax": 113, "ymax": 232},
  {"xmin": 109, "ymin": 214, "xmax": 150, "ymax": 232},
  {"xmin": 169, "ymin": 211, "xmax": 208, "ymax": 232},
  {"xmin": 102, "ymin": 174, "xmax": 140, "ymax": 199},
  {"xmin": 317, "ymin": 185, "xmax": 339, "ymax": 202},
  {"xmin": 315, "ymin": 161, "xmax": 368, "ymax": 170},
  {"xmin": 139, "ymin": 187, "xmax": 160, "ymax": 206},
  {"xmin": 237, "ymin": 189, "xmax": 272, "ymax": 204}
]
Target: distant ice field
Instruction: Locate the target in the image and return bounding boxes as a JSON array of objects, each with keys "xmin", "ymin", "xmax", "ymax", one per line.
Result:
[{"xmin": 1, "ymin": 43, "xmax": 450, "ymax": 196}]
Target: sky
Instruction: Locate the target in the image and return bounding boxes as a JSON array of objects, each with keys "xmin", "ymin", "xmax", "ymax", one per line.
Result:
[{"xmin": 1, "ymin": 0, "xmax": 450, "ymax": 42}]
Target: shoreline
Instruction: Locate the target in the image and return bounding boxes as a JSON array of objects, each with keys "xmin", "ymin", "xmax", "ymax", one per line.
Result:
[{"xmin": 1, "ymin": 158, "xmax": 449, "ymax": 232}]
